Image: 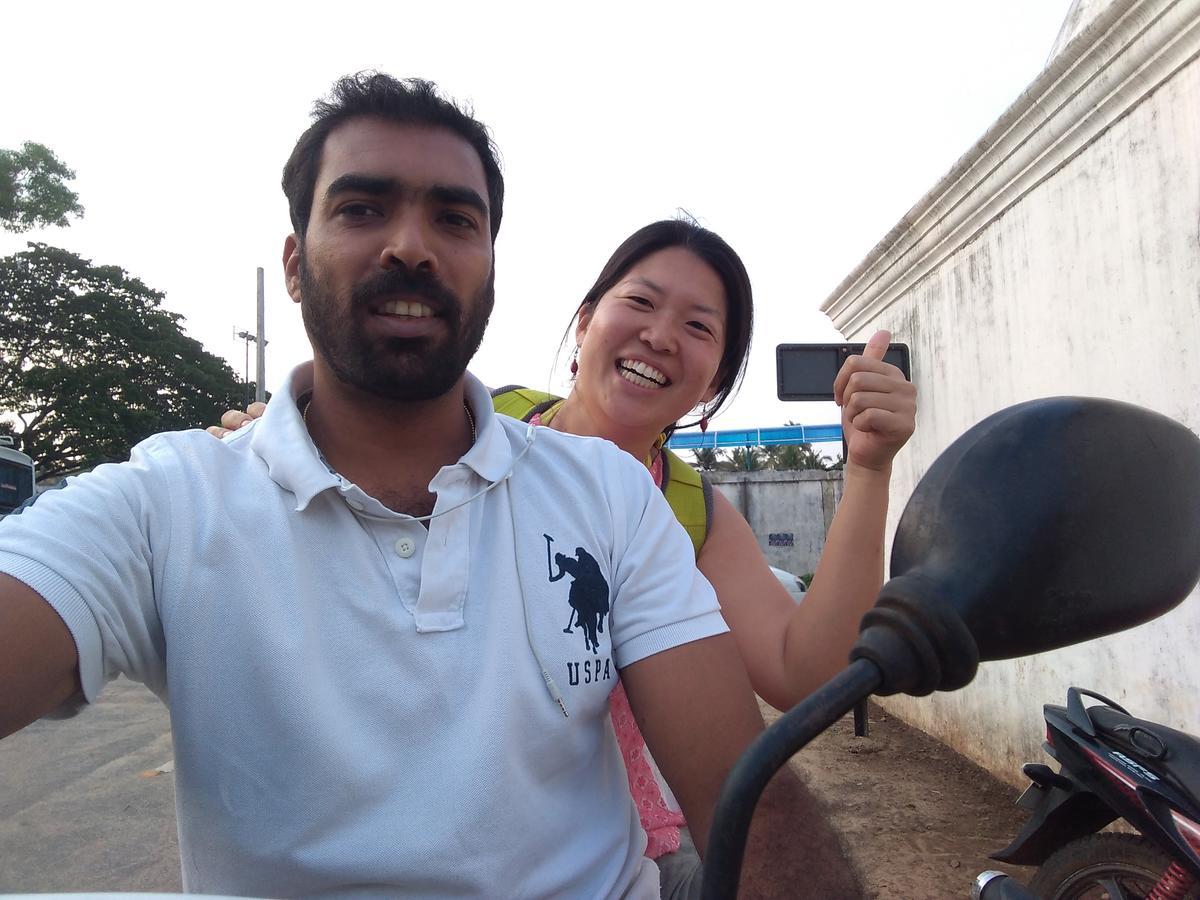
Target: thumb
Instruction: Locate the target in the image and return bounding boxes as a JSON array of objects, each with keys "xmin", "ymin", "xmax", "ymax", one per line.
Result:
[{"xmin": 863, "ymin": 329, "xmax": 891, "ymax": 362}]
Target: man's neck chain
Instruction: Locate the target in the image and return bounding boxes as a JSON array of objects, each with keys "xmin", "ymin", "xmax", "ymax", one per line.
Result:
[
  {"xmin": 462, "ymin": 400, "xmax": 477, "ymax": 445},
  {"xmin": 300, "ymin": 394, "xmax": 476, "ymax": 446}
]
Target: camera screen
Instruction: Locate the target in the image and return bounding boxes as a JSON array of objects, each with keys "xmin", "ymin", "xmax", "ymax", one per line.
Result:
[{"xmin": 776, "ymin": 344, "xmax": 910, "ymax": 401}]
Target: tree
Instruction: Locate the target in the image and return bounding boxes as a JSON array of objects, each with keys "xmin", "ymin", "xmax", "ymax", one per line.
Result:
[
  {"xmin": 1, "ymin": 243, "xmax": 249, "ymax": 478},
  {"xmin": 720, "ymin": 447, "xmax": 766, "ymax": 472},
  {"xmin": 0, "ymin": 142, "xmax": 84, "ymax": 233},
  {"xmin": 690, "ymin": 447, "xmax": 720, "ymax": 471},
  {"xmin": 766, "ymin": 441, "xmax": 831, "ymax": 472}
]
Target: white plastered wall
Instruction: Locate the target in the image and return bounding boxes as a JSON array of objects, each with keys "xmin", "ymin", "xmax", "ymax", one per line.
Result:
[{"xmin": 821, "ymin": 0, "xmax": 1200, "ymax": 782}]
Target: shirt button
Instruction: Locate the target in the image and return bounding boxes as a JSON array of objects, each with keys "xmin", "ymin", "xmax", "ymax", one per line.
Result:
[
  {"xmin": 347, "ymin": 499, "xmax": 365, "ymax": 511},
  {"xmin": 395, "ymin": 537, "xmax": 416, "ymax": 558}
]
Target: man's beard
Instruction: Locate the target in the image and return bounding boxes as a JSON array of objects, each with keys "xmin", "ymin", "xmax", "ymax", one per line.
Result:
[{"xmin": 299, "ymin": 254, "xmax": 494, "ymax": 402}]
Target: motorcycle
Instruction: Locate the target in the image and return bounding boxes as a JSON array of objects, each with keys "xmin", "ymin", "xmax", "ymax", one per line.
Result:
[
  {"xmin": 698, "ymin": 396, "xmax": 1200, "ymax": 899},
  {"xmin": 988, "ymin": 687, "xmax": 1200, "ymax": 899},
  {"xmin": 4, "ymin": 397, "xmax": 1196, "ymax": 900}
]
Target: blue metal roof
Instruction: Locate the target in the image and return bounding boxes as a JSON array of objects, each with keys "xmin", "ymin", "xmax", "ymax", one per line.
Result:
[{"xmin": 667, "ymin": 423, "xmax": 842, "ymax": 450}]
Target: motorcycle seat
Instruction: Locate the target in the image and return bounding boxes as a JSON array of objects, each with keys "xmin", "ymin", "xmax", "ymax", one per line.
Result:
[{"xmin": 1090, "ymin": 706, "xmax": 1200, "ymax": 796}]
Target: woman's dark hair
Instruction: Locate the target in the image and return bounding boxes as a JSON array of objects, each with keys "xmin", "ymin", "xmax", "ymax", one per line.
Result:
[
  {"xmin": 574, "ymin": 218, "xmax": 754, "ymax": 432},
  {"xmin": 282, "ymin": 72, "xmax": 504, "ymax": 242}
]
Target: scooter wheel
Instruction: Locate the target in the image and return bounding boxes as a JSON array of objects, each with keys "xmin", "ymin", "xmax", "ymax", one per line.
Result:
[{"xmin": 1028, "ymin": 832, "xmax": 1196, "ymax": 899}]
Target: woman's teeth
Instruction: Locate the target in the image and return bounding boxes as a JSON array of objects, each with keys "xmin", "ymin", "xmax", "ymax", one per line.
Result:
[
  {"xmin": 380, "ymin": 300, "xmax": 433, "ymax": 317},
  {"xmin": 617, "ymin": 359, "xmax": 668, "ymax": 389}
]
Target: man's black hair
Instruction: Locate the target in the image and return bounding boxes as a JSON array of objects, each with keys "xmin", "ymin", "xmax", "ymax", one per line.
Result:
[{"xmin": 282, "ymin": 72, "xmax": 504, "ymax": 242}]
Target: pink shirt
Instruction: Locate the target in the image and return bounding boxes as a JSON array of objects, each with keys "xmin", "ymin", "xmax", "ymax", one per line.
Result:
[{"xmin": 531, "ymin": 411, "xmax": 685, "ymax": 859}]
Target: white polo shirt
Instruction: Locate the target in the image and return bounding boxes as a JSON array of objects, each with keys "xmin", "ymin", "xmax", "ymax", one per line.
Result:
[{"xmin": 0, "ymin": 363, "xmax": 728, "ymax": 899}]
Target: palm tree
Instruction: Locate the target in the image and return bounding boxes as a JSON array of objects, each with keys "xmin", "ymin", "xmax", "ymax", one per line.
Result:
[
  {"xmin": 691, "ymin": 447, "xmax": 720, "ymax": 471},
  {"xmin": 720, "ymin": 447, "xmax": 765, "ymax": 471},
  {"xmin": 765, "ymin": 441, "xmax": 830, "ymax": 471}
]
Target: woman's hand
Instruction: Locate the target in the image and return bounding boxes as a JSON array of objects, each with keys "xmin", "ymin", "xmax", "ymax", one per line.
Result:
[
  {"xmin": 205, "ymin": 402, "xmax": 267, "ymax": 438},
  {"xmin": 832, "ymin": 329, "xmax": 916, "ymax": 472}
]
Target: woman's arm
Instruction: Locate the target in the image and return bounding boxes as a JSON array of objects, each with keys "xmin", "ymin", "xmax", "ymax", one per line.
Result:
[
  {"xmin": 698, "ymin": 330, "xmax": 915, "ymax": 710},
  {"xmin": 698, "ymin": 465, "xmax": 891, "ymax": 709}
]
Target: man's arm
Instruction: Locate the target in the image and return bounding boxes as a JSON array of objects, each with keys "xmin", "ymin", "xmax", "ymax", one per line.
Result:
[
  {"xmin": 0, "ymin": 573, "xmax": 81, "ymax": 738},
  {"xmin": 621, "ymin": 633, "xmax": 864, "ymax": 898}
]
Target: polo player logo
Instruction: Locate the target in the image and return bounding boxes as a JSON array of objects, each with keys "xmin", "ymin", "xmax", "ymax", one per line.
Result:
[{"xmin": 544, "ymin": 533, "xmax": 610, "ymax": 654}]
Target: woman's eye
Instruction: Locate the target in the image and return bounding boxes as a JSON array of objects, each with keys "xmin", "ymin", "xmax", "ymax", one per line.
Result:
[
  {"xmin": 689, "ymin": 321, "xmax": 715, "ymax": 336},
  {"xmin": 629, "ymin": 296, "xmax": 652, "ymax": 307}
]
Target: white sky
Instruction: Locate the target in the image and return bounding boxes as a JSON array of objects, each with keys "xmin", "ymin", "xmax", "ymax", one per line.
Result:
[{"xmin": 1, "ymin": 0, "xmax": 1070, "ymax": 437}]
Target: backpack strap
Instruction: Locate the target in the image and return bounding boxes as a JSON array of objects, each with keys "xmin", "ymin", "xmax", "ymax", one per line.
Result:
[
  {"xmin": 659, "ymin": 448, "xmax": 713, "ymax": 559},
  {"xmin": 491, "ymin": 386, "xmax": 713, "ymax": 557},
  {"xmin": 490, "ymin": 386, "xmax": 563, "ymax": 422}
]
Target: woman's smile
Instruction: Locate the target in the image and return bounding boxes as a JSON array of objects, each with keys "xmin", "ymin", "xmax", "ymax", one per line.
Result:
[{"xmin": 616, "ymin": 358, "xmax": 671, "ymax": 390}]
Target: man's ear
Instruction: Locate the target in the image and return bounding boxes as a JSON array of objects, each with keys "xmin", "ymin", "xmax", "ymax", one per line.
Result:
[{"xmin": 283, "ymin": 235, "xmax": 303, "ymax": 303}]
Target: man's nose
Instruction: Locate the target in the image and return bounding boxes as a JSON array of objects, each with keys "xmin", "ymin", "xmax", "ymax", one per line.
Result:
[{"xmin": 380, "ymin": 216, "xmax": 437, "ymax": 274}]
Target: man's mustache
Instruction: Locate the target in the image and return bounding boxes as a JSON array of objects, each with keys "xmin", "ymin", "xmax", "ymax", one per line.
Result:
[{"xmin": 351, "ymin": 268, "xmax": 462, "ymax": 322}]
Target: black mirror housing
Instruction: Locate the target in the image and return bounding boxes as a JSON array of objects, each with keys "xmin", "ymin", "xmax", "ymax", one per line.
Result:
[{"xmin": 852, "ymin": 397, "xmax": 1200, "ymax": 695}]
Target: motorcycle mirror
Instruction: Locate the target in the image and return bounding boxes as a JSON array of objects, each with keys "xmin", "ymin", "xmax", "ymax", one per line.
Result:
[{"xmin": 852, "ymin": 397, "xmax": 1200, "ymax": 696}]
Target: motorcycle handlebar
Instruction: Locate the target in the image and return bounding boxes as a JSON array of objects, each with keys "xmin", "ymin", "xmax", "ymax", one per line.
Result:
[{"xmin": 972, "ymin": 871, "xmax": 1036, "ymax": 900}]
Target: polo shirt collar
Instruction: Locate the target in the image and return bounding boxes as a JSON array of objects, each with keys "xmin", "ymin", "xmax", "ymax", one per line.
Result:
[
  {"xmin": 249, "ymin": 362, "xmax": 514, "ymax": 512},
  {"xmin": 460, "ymin": 372, "xmax": 515, "ymax": 484}
]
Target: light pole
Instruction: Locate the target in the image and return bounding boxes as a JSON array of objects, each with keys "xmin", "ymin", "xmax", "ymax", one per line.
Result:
[
  {"xmin": 236, "ymin": 330, "xmax": 257, "ymax": 408},
  {"xmin": 234, "ymin": 268, "xmax": 269, "ymax": 408}
]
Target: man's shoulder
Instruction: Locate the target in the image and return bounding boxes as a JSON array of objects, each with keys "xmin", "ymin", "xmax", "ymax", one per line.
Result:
[
  {"xmin": 492, "ymin": 414, "xmax": 634, "ymax": 461},
  {"xmin": 44, "ymin": 427, "xmax": 263, "ymax": 503},
  {"xmin": 496, "ymin": 415, "xmax": 652, "ymax": 487},
  {"xmin": 132, "ymin": 426, "xmax": 259, "ymax": 470}
]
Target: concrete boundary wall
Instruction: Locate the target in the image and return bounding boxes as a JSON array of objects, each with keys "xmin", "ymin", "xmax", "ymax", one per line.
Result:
[
  {"xmin": 707, "ymin": 469, "xmax": 843, "ymax": 577},
  {"xmin": 821, "ymin": 0, "xmax": 1200, "ymax": 784}
]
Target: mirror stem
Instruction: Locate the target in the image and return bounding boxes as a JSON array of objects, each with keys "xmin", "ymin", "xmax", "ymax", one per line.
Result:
[
  {"xmin": 701, "ymin": 657, "xmax": 883, "ymax": 900},
  {"xmin": 851, "ymin": 574, "xmax": 981, "ymax": 695}
]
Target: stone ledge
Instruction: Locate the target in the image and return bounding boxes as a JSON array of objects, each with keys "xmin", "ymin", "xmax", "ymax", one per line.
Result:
[
  {"xmin": 707, "ymin": 468, "xmax": 844, "ymax": 484},
  {"xmin": 821, "ymin": 0, "xmax": 1200, "ymax": 334}
]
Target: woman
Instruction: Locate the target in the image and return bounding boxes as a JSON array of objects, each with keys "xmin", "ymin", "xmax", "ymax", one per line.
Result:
[{"xmin": 211, "ymin": 219, "xmax": 916, "ymax": 895}]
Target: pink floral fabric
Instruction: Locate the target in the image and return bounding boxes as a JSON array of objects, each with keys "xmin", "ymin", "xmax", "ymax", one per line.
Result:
[
  {"xmin": 530, "ymin": 409, "xmax": 684, "ymax": 859},
  {"xmin": 608, "ymin": 681, "xmax": 685, "ymax": 858}
]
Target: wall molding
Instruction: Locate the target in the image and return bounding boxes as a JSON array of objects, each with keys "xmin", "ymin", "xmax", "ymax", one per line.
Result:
[{"xmin": 821, "ymin": 0, "xmax": 1200, "ymax": 334}]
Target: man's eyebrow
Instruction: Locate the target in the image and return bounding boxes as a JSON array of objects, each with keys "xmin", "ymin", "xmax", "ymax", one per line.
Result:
[
  {"xmin": 322, "ymin": 174, "xmax": 396, "ymax": 202},
  {"xmin": 429, "ymin": 184, "xmax": 488, "ymax": 216}
]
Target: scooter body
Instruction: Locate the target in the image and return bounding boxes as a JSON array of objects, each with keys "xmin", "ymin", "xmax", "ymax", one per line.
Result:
[{"xmin": 994, "ymin": 687, "xmax": 1200, "ymax": 897}]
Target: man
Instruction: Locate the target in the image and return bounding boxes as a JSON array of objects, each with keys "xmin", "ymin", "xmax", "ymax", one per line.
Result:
[{"xmin": 0, "ymin": 73, "xmax": 860, "ymax": 897}]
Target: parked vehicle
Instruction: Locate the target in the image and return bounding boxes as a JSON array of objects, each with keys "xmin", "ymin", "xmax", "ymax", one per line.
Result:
[
  {"xmin": 700, "ymin": 396, "xmax": 1200, "ymax": 899},
  {"xmin": 768, "ymin": 566, "xmax": 807, "ymax": 603},
  {"xmin": 974, "ymin": 871, "xmax": 1038, "ymax": 899},
  {"xmin": 2, "ymin": 397, "xmax": 1197, "ymax": 900},
  {"xmin": 0, "ymin": 436, "xmax": 35, "ymax": 519},
  {"xmin": 990, "ymin": 687, "xmax": 1200, "ymax": 899}
]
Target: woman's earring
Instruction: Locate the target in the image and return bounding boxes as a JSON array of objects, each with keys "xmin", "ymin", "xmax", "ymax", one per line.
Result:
[
  {"xmin": 699, "ymin": 409, "xmax": 710, "ymax": 433},
  {"xmin": 569, "ymin": 347, "xmax": 579, "ymax": 377}
]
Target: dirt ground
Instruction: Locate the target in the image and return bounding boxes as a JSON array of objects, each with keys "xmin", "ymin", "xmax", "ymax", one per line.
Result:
[
  {"xmin": 0, "ymin": 680, "xmax": 1037, "ymax": 896},
  {"xmin": 775, "ymin": 699, "xmax": 1034, "ymax": 898}
]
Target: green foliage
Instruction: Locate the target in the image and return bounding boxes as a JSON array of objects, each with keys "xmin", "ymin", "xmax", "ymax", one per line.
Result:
[
  {"xmin": 700, "ymin": 423, "xmax": 839, "ymax": 473},
  {"xmin": 0, "ymin": 142, "xmax": 84, "ymax": 233},
  {"xmin": 764, "ymin": 442, "xmax": 831, "ymax": 471},
  {"xmin": 721, "ymin": 447, "xmax": 766, "ymax": 471},
  {"xmin": 0, "ymin": 243, "xmax": 248, "ymax": 478},
  {"xmin": 691, "ymin": 447, "xmax": 720, "ymax": 471}
]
